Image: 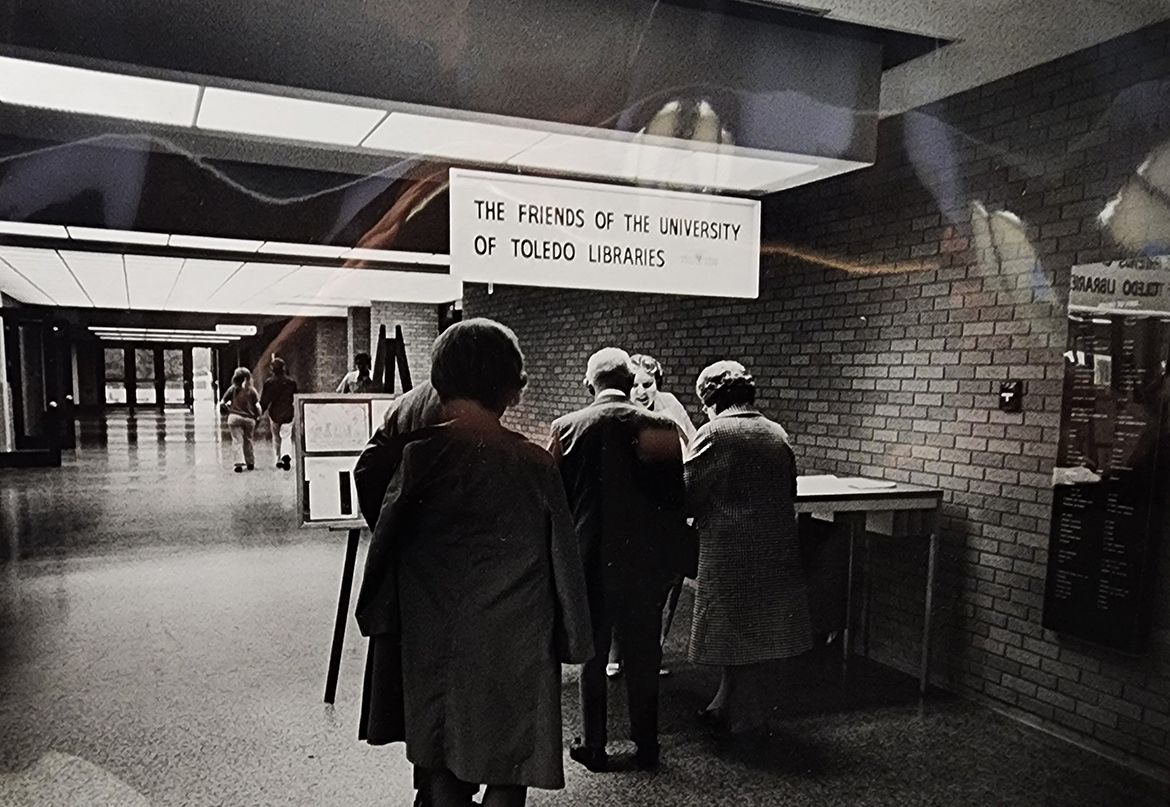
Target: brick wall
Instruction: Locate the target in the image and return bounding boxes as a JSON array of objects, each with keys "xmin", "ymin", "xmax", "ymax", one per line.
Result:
[
  {"xmin": 465, "ymin": 22, "xmax": 1170, "ymax": 773},
  {"xmin": 346, "ymin": 306, "xmax": 371, "ymax": 366},
  {"xmin": 369, "ymin": 301, "xmax": 437, "ymax": 390},
  {"xmin": 255, "ymin": 317, "xmax": 347, "ymax": 394}
]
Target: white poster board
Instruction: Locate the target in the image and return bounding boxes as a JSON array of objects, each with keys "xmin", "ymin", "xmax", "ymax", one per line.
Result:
[
  {"xmin": 449, "ymin": 168, "xmax": 760, "ymax": 298},
  {"xmin": 294, "ymin": 393, "xmax": 398, "ymax": 528}
]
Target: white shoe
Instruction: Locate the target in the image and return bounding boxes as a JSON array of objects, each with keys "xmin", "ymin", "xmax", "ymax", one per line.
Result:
[{"xmin": 606, "ymin": 662, "xmax": 621, "ymax": 678}]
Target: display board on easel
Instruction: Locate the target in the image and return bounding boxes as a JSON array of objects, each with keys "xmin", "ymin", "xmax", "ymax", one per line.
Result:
[
  {"xmin": 294, "ymin": 394, "xmax": 398, "ymax": 528},
  {"xmin": 303, "ymin": 325, "xmax": 416, "ymax": 704}
]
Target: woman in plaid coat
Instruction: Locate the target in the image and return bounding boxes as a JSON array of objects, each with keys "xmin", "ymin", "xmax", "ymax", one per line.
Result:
[{"xmin": 684, "ymin": 361, "xmax": 813, "ymax": 733}]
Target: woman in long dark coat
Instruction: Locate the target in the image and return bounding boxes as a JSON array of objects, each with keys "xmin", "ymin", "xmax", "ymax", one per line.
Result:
[
  {"xmin": 354, "ymin": 318, "xmax": 593, "ymax": 807},
  {"xmin": 684, "ymin": 361, "xmax": 813, "ymax": 734}
]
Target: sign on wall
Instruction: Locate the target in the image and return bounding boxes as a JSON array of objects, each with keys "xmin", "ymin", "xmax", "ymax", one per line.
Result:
[
  {"xmin": 1069, "ymin": 257, "xmax": 1170, "ymax": 315},
  {"xmin": 1043, "ymin": 260, "xmax": 1170, "ymax": 653},
  {"xmin": 449, "ymin": 168, "xmax": 761, "ymax": 298},
  {"xmin": 295, "ymin": 393, "xmax": 396, "ymax": 528}
]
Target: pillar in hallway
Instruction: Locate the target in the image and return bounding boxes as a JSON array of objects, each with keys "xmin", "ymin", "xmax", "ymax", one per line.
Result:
[
  {"xmin": 0, "ymin": 316, "xmax": 15, "ymax": 452},
  {"xmin": 369, "ymin": 302, "xmax": 438, "ymax": 390},
  {"xmin": 347, "ymin": 307, "xmax": 370, "ymax": 367}
]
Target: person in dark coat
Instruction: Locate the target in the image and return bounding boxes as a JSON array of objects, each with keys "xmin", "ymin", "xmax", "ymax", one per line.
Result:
[
  {"xmin": 354, "ymin": 319, "xmax": 593, "ymax": 807},
  {"xmin": 354, "ymin": 379, "xmax": 443, "ymax": 532},
  {"xmin": 259, "ymin": 357, "xmax": 297, "ymax": 470},
  {"xmin": 548, "ymin": 347, "xmax": 687, "ymax": 773},
  {"xmin": 685, "ymin": 361, "xmax": 813, "ymax": 734}
]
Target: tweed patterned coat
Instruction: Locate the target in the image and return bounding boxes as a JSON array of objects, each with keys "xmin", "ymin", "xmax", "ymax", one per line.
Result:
[{"xmin": 684, "ymin": 406, "xmax": 813, "ymax": 666}]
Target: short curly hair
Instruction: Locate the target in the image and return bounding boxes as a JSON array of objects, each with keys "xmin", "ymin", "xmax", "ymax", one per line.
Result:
[
  {"xmin": 629, "ymin": 354, "xmax": 663, "ymax": 387},
  {"xmin": 430, "ymin": 318, "xmax": 527, "ymax": 411},
  {"xmin": 695, "ymin": 360, "xmax": 756, "ymax": 411}
]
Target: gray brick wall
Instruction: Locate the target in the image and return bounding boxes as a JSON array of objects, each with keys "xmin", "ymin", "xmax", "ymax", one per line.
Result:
[{"xmin": 465, "ymin": 22, "xmax": 1170, "ymax": 772}]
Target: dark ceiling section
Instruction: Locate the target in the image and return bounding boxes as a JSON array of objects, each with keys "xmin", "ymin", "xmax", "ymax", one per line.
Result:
[
  {"xmin": 1, "ymin": 0, "xmax": 942, "ymax": 159},
  {"xmin": 0, "ymin": 132, "xmax": 452, "ymax": 252}
]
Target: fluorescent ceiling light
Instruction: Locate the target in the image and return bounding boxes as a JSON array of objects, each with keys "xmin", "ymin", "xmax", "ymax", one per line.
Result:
[
  {"xmin": 0, "ymin": 247, "xmax": 91, "ymax": 307},
  {"xmin": 508, "ymin": 134, "xmax": 690, "ymax": 183},
  {"xmin": 0, "ymin": 221, "xmax": 69, "ymax": 238},
  {"xmin": 93, "ymin": 333, "xmax": 239, "ymax": 343},
  {"xmin": 59, "ymin": 251, "xmax": 128, "ymax": 309},
  {"xmin": 258, "ymin": 241, "xmax": 350, "ymax": 259},
  {"xmin": 0, "ymin": 56, "xmax": 200, "ymax": 125},
  {"xmin": 341, "ymin": 247, "xmax": 450, "ymax": 266},
  {"xmin": 207, "ymin": 262, "xmax": 299, "ymax": 305},
  {"xmin": 124, "ymin": 255, "xmax": 184, "ymax": 310},
  {"xmin": 197, "ymin": 87, "xmax": 387, "ymax": 146},
  {"xmin": 165, "ymin": 259, "xmax": 244, "ymax": 310},
  {"xmin": 67, "ymin": 226, "xmax": 170, "ymax": 245},
  {"xmin": 0, "ymin": 258, "xmax": 53, "ymax": 305},
  {"xmin": 362, "ymin": 112, "xmax": 549, "ymax": 163},
  {"xmin": 168, "ymin": 234, "xmax": 264, "ymax": 252},
  {"xmin": 90, "ymin": 326, "xmax": 241, "ymax": 338},
  {"xmin": 681, "ymin": 150, "xmax": 818, "ymax": 191},
  {"xmin": 248, "ymin": 265, "xmax": 462, "ymax": 304},
  {"xmin": 215, "ymin": 324, "xmax": 258, "ymax": 335}
]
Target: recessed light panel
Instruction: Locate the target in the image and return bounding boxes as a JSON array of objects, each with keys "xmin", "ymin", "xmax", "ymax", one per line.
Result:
[
  {"xmin": 0, "ymin": 56, "xmax": 200, "ymax": 125},
  {"xmin": 363, "ymin": 112, "xmax": 549, "ymax": 163},
  {"xmin": 197, "ymin": 87, "xmax": 387, "ymax": 146},
  {"xmin": 67, "ymin": 227, "xmax": 170, "ymax": 245}
]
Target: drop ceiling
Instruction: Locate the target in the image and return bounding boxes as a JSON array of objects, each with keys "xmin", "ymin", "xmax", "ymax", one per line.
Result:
[
  {"xmin": 0, "ymin": 246, "xmax": 461, "ymax": 316},
  {"xmin": 0, "ymin": 0, "xmax": 1168, "ymax": 319}
]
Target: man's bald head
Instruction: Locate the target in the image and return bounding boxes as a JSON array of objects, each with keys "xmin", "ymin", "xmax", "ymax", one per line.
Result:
[{"xmin": 584, "ymin": 347, "xmax": 635, "ymax": 395}]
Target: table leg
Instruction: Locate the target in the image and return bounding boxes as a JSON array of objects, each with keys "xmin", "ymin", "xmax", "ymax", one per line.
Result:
[
  {"xmin": 842, "ymin": 522, "xmax": 856, "ymax": 685},
  {"xmin": 861, "ymin": 533, "xmax": 872, "ymax": 659},
  {"xmin": 919, "ymin": 532, "xmax": 938, "ymax": 697},
  {"xmin": 324, "ymin": 528, "xmax": 361, "ymax": 704}
]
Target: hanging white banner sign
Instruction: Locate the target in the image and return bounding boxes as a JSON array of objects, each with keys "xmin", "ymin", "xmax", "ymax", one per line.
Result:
[{"xmin": 449, "ymin": 168, "xmax": 760, "ymax": 298}]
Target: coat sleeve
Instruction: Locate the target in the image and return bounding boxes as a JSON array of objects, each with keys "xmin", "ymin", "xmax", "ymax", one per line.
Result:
[
  {"xmin": 353, "ymin": 405, "xmax": 404, "ymax": 531},
  {"xmin": 683, "ymin": 424, "xmax": 717, "ymax": 519},
  {"xmin": 354, "ymin": 449, "xmax": 414, "ymax": 637},
  {"xmin": 544, "ymin": 464, "xmax": 594, "ymax": 664},
  {"xmin": 259, "ymin": 383, "xmax": 272, "ymax": 414}
]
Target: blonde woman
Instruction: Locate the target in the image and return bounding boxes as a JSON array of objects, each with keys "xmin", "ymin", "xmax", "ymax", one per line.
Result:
[{"xmin": 219, "ymin": 367, "xmax": 261, "ymax": 472}]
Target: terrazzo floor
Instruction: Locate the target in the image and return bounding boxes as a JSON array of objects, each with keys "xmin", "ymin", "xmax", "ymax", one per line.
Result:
[{"xmin": 1, "ymin": 410, "xmax": 1167, "ymax": 806}]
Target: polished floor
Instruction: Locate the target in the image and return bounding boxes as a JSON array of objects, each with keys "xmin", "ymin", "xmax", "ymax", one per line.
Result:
[{"xmin": 1, "ymin": 410, "xmax": 1168, "ymax": 806}]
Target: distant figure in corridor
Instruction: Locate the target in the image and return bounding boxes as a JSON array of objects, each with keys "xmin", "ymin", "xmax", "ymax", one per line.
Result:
[
  {"xmin": 354, "ymin": 319, "xmax": 593, "ymax": 807},
  {"xmin": 219, "ymin": 367, "xmax": 261, "ymax": 473},
  {"xmin": 259, "ymin": 357, "xmax": 297, "ymax": 471},
  {"xmin": 685, "ymin": 361, "xmax": 813, "ymax": 734},
  {"xmin": 548, "ymin": 348, "xmax": 688, "ymax": 773},
  {"xmin": 337, "ymin": 352, "xmax": 381, "ymax": 394}
]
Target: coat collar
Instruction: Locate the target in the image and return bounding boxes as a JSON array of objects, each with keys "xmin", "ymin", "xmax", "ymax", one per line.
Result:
[
  {"xmin": 712, "ymin": 403, "xmax": 760, "ymax": 420},
  {"xmin": 590, "ymin": 389, "xmax": 630, "ymax": 407}
]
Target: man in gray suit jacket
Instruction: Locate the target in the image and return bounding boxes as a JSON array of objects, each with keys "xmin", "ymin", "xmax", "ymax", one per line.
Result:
[{"xmin": 548, "ymin": 348, "xmax": 687, "ymax": 772}]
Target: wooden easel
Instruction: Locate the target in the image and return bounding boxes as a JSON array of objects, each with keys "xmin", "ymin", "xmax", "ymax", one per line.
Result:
[
  {"xmin": 322, "ymin": 328, "xmax": 413, "ymax": 705},
  {"xmin": 371, "ymin": 324, "xmax": 413, "ymax": 394}
]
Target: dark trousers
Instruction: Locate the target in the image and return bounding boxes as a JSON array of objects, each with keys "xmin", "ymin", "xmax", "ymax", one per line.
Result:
[{"xmin": 581, "ymin": 591, "xmax": 663, "ymax": 749}]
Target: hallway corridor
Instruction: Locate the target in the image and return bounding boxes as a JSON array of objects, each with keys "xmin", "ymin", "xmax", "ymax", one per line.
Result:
[{"xmin": 0, "ymin": 413, "xmax": 1167, "ymax": 806}]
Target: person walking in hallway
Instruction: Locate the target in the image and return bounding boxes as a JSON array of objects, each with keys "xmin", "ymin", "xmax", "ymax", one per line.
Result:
[
  {"xmin": 337, "ymin": 352, "xmax": 381, "ymax": 394},
  {"xmin": 685, "ymin": 361, "xmax": 813, "ymax": 734},
  {"xmin": 220, "ymin": 367, "xmax": 261, "ymax": 473},
  {"xmin": 548, "ymin": 348, "xmax": 688, "ymax": 773},
  {"xmin": 355, "ymin": 319, "xmax": 593, "ymax": 807},
  {"xmin": 260, "ymin": 357, "xmax": 297, "ymax": 470}
]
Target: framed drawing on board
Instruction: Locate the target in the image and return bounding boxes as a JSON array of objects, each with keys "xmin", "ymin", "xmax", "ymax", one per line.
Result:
[{"xmin": 293, "ymin": 393, "xmax": 399, "ymax": 529}]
